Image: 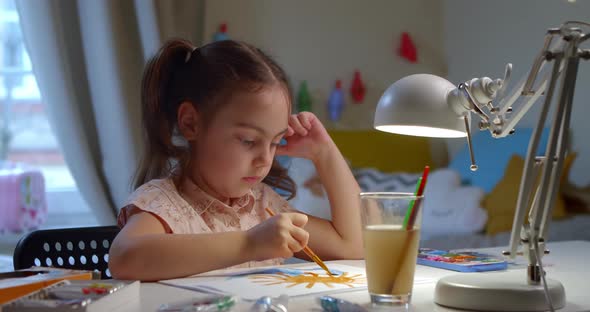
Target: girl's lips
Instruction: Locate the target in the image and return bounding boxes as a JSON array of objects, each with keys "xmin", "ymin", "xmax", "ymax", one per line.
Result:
[{"xmin": 242, "ymin": 177, "xmax": 260, "ymax": 183}]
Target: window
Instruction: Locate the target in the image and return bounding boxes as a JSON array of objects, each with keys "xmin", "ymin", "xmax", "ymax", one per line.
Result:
[{"xmin": 0, "ymin": 0, "xmax": 97, "ymax": 245}]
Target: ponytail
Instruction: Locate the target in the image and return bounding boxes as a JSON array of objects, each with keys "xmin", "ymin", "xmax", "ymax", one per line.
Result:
[{"xmin": 134, "ymin": 39, "xmax": 195, "ymax": 189}]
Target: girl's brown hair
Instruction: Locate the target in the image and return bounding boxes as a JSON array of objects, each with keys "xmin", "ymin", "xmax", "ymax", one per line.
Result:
[{"xmin": 135, "ymin": 39, "xmax": 296, "ymax": 199}]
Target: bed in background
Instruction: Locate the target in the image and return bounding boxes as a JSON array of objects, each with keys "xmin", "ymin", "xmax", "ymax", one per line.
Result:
[{"xmin": 287, "ymin": 129, "xmax": 590, "ymax": 251}]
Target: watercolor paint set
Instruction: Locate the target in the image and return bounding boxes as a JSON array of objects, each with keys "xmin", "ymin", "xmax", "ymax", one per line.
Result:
[
  {"xmin": 0, "ymin": 267, "xmax": 96, "ymax": 305},
  {"xmin": 1, "ymin": 279, "xmax": 139, "ymax": 312},
  {"xmin": 417, "ymin": 248, "xmax": 508, "ymax": 272}
]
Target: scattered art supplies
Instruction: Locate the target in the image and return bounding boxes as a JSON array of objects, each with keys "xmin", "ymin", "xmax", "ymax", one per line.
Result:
[
  {"xmin": 417, "ymin": 248, "xmax": 508, "ymax": 272},
  {"xmin": 160, "ymin": 263, "xmax": 369, "ymax": 301},
  {"xmin": 158, "ymin": 295, "xmax": 238, "ymax": 312},
  {"xmin": 1, "ymin": 279, "xmax": 139, "ymax": 312},
  {"xmin": 0, "ymin": 267, "xmax": 94, "ymax": 304}
]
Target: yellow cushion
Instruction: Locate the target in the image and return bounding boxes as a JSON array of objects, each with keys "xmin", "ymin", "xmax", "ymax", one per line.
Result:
[
  {"xmin": 327, "ymin": 130, "xmax": 434, "ymax": 173},
  {"xmin": 483, "ymin": 153, "xmax": 576, "ymax": 235}
]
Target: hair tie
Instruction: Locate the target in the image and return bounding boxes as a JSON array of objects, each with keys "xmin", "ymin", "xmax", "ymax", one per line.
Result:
[{"xmin": 185, "ymin": 47, "xmax": 198, "ymax": 63}]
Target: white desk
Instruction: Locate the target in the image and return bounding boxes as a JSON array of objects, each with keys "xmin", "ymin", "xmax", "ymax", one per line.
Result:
[{"xmin": 133, "ymin": 241, "xmax": 590, "ymax": 311}]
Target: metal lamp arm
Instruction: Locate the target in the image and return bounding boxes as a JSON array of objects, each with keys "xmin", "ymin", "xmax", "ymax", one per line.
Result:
[
  {"xmin": 493, "ymin": 37, "xmax": 567, "ymax": 138},
  {"xmin": 448, "ymin": 22, "xmax": 589, "ymax": 266}
]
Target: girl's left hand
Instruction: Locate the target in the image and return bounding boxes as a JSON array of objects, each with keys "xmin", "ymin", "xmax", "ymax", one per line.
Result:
[{"xmin": 276, "ymin": 112, "xmax": 332, "ymax": 162}]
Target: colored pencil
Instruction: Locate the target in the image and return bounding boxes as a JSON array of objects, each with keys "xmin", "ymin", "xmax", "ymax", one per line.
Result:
[{"xmin": 407, "ymin": 166, "xmax": 430, "ymax": 230}]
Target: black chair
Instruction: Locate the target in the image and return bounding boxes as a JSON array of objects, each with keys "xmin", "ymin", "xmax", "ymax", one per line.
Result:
[{"xmin": 13, "ymin": 226, "xmax": 120, "ymax": 279}]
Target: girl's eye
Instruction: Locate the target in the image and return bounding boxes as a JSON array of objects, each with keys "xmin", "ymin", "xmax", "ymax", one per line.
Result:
[{"xmin": 241, "ymin": 139, "xmax": 255, "ymax": 147}]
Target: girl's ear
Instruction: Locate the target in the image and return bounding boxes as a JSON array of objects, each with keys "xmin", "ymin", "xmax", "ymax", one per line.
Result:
[{"xmin": 177, "ymin": 101, "xmax": 199, "ymax": 140}]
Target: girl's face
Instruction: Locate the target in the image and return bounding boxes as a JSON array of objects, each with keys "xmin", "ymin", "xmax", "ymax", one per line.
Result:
[{"xmin": 190, "ymin": 85, "xmax": 290, "ymax": 202}]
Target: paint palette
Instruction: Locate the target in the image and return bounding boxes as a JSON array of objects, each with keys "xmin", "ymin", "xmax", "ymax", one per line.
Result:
[
  {"xmin": 1, "ymin": 279, "xmax": 139, "ymax": 311},
  {"xmin": 417, "ymin": 248, "xmax": 508, "ymax": 272}
]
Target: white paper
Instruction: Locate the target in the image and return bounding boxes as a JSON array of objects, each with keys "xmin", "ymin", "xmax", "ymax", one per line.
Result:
[{"xmin": 159, "ymin": 263, "xmax": 432, "ymax": 300}]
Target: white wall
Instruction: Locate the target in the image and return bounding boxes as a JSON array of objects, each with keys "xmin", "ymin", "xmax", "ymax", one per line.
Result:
[
  {"xmin": 203, "ymin": 0, "xmax": 446, "ymax": 130},
  {"xmin": 443, "ymin": 0, "xmax": 590, "ymax": 186}
]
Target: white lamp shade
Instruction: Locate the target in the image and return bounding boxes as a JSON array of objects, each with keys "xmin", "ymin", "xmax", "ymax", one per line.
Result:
[{"xmin": 374, "ymin": 74, "xmax": 467, "ymax": 138}]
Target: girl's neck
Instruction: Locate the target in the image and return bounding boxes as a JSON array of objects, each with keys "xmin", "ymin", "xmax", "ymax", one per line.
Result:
[{"xmin": 183, "ymin": 172, "xmax": 231, "ymax": 205}]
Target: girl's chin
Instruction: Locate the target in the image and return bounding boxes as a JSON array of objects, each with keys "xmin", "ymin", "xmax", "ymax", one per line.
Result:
[{"xmin": 225, "ymin": 187, "xmax": 254, "ymax": 199}]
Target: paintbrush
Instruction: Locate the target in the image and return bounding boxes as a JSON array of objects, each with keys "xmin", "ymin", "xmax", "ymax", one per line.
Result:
[{"xmin": 265, "ymin": 207, "xmax": 333, "ymax": 276}]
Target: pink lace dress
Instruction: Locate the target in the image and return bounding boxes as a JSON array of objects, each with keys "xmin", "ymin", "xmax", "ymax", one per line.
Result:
[{"xmin": 117, "ymin": 177, "xmax": 295, "ymax": 269}]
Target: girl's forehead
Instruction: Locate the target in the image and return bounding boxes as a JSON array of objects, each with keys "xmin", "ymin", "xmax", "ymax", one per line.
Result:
[{"xmin": 220, "ymin": 87, "xmax": 290, "ymax": 123}]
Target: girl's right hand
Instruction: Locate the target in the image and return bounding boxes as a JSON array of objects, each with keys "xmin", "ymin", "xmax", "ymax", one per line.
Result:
[{"xmin": 246, "ymin": 213, "xmax": 309, "ymax": 260}]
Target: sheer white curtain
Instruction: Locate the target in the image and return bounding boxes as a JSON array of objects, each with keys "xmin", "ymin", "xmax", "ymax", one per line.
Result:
[{"xmin": 15, "ymin": 0, "xmax": 203, "ymax": 225}]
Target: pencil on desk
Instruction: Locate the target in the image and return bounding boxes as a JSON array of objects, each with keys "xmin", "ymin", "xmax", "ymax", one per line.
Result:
[{"xmin": 264, "ymin": 207, "xmax": 333, "ymax": 276}]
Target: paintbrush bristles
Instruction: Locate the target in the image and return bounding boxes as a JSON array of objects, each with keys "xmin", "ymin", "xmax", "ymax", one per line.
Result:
[{"xmin": 303, "ymin": 246, "xmax": 333, "ymax": 276}]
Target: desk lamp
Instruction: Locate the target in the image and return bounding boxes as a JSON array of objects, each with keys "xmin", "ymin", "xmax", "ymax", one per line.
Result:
[{"xmin": 374, "ymin": 21, "xmax": 589, "ymax": 311}]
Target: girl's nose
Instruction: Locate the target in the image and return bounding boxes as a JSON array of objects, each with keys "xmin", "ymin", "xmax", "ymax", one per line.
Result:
[{"xmin": 255, "ymin": 147, "xmax": 274, "ymax": 167}]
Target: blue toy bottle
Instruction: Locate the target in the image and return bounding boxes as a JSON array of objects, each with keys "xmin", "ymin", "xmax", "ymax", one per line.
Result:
[{"xmin": 327, "ymin": 80, "xmax": 345, "ymax": 121}]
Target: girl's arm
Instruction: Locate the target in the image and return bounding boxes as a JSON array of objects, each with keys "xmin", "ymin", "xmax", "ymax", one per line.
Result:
[
  {"xmin": 109, "ymin": 211, "xmax": 251, "ymax": 281},
  {"xmin": 278, "ymin": 113, "xmax": 364, "ymax": 261},
  {"xmin": 109, "ymin": 209, "xmax": 309, "ymax": 281},
  {"xmin": 301, "ymin": 139, "xmax": 364, "ymax": 260}
]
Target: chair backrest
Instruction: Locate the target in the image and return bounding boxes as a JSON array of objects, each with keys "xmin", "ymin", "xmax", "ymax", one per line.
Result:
[{"xmin": 13, "ymin": 226, "xmax": 120, "ymax": 279}]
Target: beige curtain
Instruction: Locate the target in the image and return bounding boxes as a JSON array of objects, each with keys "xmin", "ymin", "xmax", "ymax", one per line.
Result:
[{"xmin": 15, "ymin": 0, "xmax": 204, "ymax": 225}]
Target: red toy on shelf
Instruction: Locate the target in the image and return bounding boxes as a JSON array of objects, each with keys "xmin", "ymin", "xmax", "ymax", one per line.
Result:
[
  {"xmin": 398, "ymin": 32, "xmax": 418, "ymax": 63},
  {"xmin": 213, "ymin": 23, "xmax": 229, "ymax": 42},
  {"xmin": 350, "ymin": 70, "xmax": 366, "ymax": 104}
]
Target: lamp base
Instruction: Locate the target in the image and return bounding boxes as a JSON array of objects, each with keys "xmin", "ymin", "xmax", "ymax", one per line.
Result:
[{"xmin": 434, "ymin": 271, "xmax": 565, "ymax": 311}]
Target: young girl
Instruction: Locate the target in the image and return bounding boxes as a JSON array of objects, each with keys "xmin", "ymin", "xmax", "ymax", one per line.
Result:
[{"xmin": 108, "ymin": 39, "xmax": 363, "ymax": 281}]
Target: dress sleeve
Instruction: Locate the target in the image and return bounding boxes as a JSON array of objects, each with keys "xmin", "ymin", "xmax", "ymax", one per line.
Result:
[{"xmin": 116, "ymin": 180, "xmax": 206, "ymax": 234}]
